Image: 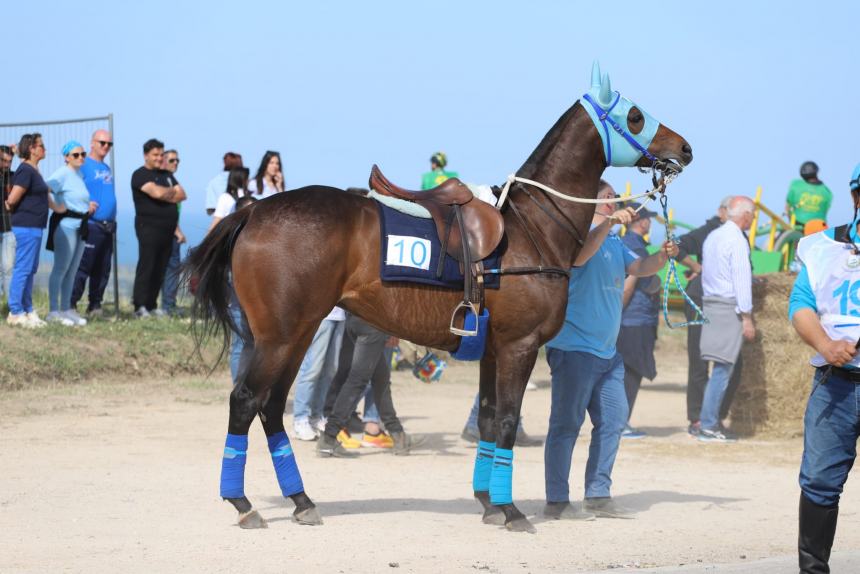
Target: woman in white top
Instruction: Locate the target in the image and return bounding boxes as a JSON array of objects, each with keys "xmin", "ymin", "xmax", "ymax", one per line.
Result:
[
  {"xmin": 248, "ymin": 150, "xmax": 285, "ymax": 197},
  {"xmin": 209, "ymin": 167, "xmax": 252, "ymax": 232}
]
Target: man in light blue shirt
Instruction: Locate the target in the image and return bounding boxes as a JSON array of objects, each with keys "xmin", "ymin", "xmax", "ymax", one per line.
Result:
[
  {"xmin": 544, "ymin": 181, "xmax": 677, "ymax": 522},
  {"xmin": 205, "ymin": 152, "xmax": 243, "ymax": 215}
]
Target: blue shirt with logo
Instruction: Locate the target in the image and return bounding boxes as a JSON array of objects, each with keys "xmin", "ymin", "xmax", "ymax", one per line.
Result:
[
  {"xmin": 80, "ymin": 157, "xmax": 116, "ymax": 222},
  {"xmin": 547, "ymin": 229, "xmax": 639, "ymax": 358}
]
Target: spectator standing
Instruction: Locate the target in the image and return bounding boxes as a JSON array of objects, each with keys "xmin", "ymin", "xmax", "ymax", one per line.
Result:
[
  {"xmin": 786, "ymin": 161, "xmax": 833, "ymax": 228},
  {"xmin": 0, "ymin": 145, "xmax": 15, "ymax": 305},
  {"xmin": 131, "ymin": 139, "xmax": 186, "ymax": 318},
  {"xmin": 71, "ymin": 130, "xmax": 116, "ymax": 318},
  {"xmin": 421, "ymin": 151, "xmax": 458, "ymax": 190},
  {"xmin": 5, "ymin": 134, "xmax": 51, "ymax": 327},
  {"xmin": 45, "ymin": 141, "xmax": 97, "ymax": 327},
  {"xmin": 248, "ymin": 150, "xmax": 285, "ymax": 197},
  {"xmin": 543, "ymin": 182, "xmax": 677, "ymax": 521},
  {"xmin": 616, "ymin": 203, "xmax": 661, "ymax": 439},
  {"xmin": 205, "ymin": 152, "xmax": 243, "ymax": 215},
  {"xmin": 160, "ymin": 149, "xmax": 186, "ymax": 316},
  {"xmin": 789, "ymin": 164, "xmax": 860, "ymax": 573},
  {"xmin": 696, "ymin": 196, "xmax": 756, "ymax": 443},
  {"xmin": 675, "ymin": 196, "xmax": 739, "ymax": 435}
]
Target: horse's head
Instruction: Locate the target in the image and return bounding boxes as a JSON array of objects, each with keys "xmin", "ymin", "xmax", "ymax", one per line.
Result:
[{"xmin": 581, "ymin": 62, "xmax": 693, "ymax": 173}]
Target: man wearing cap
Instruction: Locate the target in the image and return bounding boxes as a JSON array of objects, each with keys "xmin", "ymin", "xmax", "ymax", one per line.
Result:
[
  {"xmin": 421, "ymin": 152, "xmax": 458, "ymax": 190},
  {"xmin": 790, "ymin": 163, "xmax": 860, "ymax": 573},
  {"xmin": 787, "ymin": 161, "xmax": 833, "ymax": 229},
  {"xmin": 616, "ymin": 202, "xmax": 661, "ymax": 439},
  {"xmin": 544, "ymin": 181, "xmax": 677, "ymax": 521}
]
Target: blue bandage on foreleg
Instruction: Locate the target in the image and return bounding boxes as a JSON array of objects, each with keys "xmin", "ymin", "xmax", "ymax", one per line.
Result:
[
  {"xmin": 472, "ymin": 441, "xmax": 496, "ymax": 492},
  {"xmin": 267, "ymin": 431, "xmax": 304, "ymax": 497},
  {"xmin": 489, "ymin": 448, "xmax": 514, "ymax": 505},
  {"xmin": 220, "ymin": 433, "xmax": 248, "ymax": 498}
]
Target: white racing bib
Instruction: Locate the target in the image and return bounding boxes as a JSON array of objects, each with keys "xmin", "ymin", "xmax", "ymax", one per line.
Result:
[{"xmin": 385, "ymin": 235, "xmax": 432, "ymax": 270}]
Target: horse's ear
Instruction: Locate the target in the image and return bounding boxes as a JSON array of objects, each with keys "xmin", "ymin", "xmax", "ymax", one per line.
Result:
[
  {"xmin": 598, "ymin": 73, "xmax": 612, "ymax": 105},
  {"xmin": 591, "ymin": 61, "xmax": 602, "ymax": 88}
]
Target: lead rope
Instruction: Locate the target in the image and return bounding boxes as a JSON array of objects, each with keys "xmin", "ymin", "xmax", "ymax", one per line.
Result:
[{"xmin": 658, "ymin": 192, "xmax": 708, "ymax": 328}]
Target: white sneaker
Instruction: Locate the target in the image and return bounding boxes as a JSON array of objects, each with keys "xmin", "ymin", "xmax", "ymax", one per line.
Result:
[
  {"xmin": 46, "ymin": 311, "xmax": 75, "ymax": 326},
  {"xmin": 135, "ymin": 307, "xmax": 151, "ymax": 319},
  {"xmin": 7, "ymin": 312, "xmax": 32, "ymax": 328},
  {"xmin": 313, "ymin": 417, "xmax": 327, "ymax": 435},
  {"xmin": 63, "ymin": 309, "xmax": 87, "ymax": 326},
  {"xmin": 152, "ymin": 308, "xmax": 167, "ymax": 318},
  {"xmin": 293, "ymin": 418, "xmax": 318, "ymax": 441},
  {"xmin": 25, "ymin": 311, "xmax": 47, "ymax": 328}
]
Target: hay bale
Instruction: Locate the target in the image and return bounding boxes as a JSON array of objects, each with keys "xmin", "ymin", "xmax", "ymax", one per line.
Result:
[{"xmin": 731, "ymin": 272, "xmax": 817, "ymax": 438}]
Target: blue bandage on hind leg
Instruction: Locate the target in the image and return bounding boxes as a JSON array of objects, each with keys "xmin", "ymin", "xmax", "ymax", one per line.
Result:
[
  {"xmin": 489, "ymin": 448, "xmax": 514, "ymax": 505},
  {"xmin": 267, "ymin": 431, "xmax": 304, "ymax": 497},
  {"xmin": 220, "ymin": 433, "xmax": 248, "ymax": 498},
  {"xmin": 472, "ymin": 441, "xmax": 496, "ymax": 492}
]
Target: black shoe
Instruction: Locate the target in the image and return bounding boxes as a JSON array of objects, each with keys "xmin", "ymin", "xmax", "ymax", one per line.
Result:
[
  {"xmin": 461, "ymin": 425, "xmax": 480, "ymax": 444},
  {"xmin": 799, "ymin": 494, "xmax": 838, "ymax": 573},
  {"xmin": 543, "ymin": 501, "xmax": 595, "ymax": 521},
  {"xmin": 516, "ymin": 427, "xmax": 543, "ymax": 447},
  {"xmin": 316, "ymin": 433, "xmax": 359, "ymax": 458},
  {"xmin": 391, "ymin": 431, "xmax": 424, "ymax": 456}
]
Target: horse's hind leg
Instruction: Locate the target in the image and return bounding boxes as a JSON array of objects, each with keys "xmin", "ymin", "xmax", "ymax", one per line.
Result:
[
  {"xmin": 473, "ymin": 354, "xmax": 504, "ymax": 525},
  {"xmin": 258, "ymin": 374, "xmax": 323, "ymax": 526}
]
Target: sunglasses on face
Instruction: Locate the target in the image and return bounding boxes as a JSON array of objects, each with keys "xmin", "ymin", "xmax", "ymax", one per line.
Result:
[
  {"xmin": 168, "ymin": 158, "xmax": 180, "ymax": 164},
  {"xmin": 96, "ymin": 140, "xmax": 113, "ymax": 148},
  {"xmin": 69, "ymin": 152, "xmax": 87, "ymax": 159}
]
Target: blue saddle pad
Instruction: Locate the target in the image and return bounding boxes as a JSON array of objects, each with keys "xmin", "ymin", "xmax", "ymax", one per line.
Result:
[{"xmin": 376, "ymin": 201, "xmax": 501, "ymax": 289}]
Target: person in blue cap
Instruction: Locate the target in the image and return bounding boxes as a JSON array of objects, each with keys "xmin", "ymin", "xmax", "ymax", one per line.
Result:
[{"xmin": 790, "ymin": 162, "xmax": 860, "ymax": 573}]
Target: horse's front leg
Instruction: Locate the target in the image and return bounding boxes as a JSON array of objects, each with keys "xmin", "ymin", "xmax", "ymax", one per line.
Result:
[
  {"xmin": 473, "ymin": 353, "xmax": 504, "ymax": 525},
  {"xmin": 491, "ymin": 342, "xmax": 539, "ymax": 533}
]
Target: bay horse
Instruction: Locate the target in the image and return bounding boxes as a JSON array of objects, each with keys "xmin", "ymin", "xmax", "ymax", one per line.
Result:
[{"xmin": 186, "ymin": 63, "xmax": 693, "ymax": 534}]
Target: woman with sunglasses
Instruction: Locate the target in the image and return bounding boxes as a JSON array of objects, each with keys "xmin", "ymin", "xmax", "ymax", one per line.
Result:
[
  {"xmin": 5, "ymin": 133, "xmax": 51, "ymax": 327},
  {"xmin": 248, "ymin": 150, "xmax": 285, "ymax": 197},
  {"xmin": 44, "ymin": 140, "xmax": 98, "ymax": 326}
]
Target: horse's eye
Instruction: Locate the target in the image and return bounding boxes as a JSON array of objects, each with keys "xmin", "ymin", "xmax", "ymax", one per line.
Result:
[{"xmin": 632, "ymin": 114, "xmax": 643, "ymax": 123}]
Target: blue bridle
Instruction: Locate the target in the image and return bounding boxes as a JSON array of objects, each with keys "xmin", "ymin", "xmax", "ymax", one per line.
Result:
[{"xmin": 582, "ymin": 91, "xmax": 658, "ymax": 166}]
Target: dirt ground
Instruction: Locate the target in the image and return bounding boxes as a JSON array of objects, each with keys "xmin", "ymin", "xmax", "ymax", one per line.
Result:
[{"xmin": 2, "ymin": 348, "xmax": 859, "ymax": 574}]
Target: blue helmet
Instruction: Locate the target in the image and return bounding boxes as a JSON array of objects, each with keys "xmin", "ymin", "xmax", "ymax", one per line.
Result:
[{"xmin": 851, "ymin": 163, "xmax": 860, "ymax": 192}]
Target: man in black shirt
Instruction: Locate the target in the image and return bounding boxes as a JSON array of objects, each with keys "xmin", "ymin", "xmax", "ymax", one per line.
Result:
[
  {"xmin": 131, "ymin": 138, "xmax": 186, "ymax": 318},
  {"xmin": 0, "ymin": 144, "xmax": 15, "ymax": 305},
  {"xmin": 676, "ymin": 196, "xmax": 742, "ymax": 434}
]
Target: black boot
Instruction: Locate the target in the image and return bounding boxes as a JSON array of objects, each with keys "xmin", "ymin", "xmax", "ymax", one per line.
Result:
[{"xmin": 799, "ymin": 493, "xmax": 839, "ymax": 574}]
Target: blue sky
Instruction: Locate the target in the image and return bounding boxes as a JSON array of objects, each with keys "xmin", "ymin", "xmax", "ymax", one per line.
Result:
[{"xmin": 4, "ymin": 1, "xmax": 858, "ymax": 263}]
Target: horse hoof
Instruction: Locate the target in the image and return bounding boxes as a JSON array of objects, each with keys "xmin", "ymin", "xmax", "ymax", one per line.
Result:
[
  {"xmin": 238, "ymin": 509, "xmax": 268, "ymax": 529},
  {"xmin": 292, "ymin": 506, "xmax": 323, "ymax": 526},
  {"xmin": 505, "ymin": 516, "xmax": 536, "ymax": 534},
  {"xmin": 482, "ymin": 507, "xmax": 505, "ymax": 526}
]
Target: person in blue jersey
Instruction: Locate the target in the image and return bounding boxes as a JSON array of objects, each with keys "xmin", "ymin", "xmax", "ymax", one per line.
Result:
[
  {"xmin": 543, "ymin": 180, "xmax": 677, "ymax": 522},
  {"xmin": 790, "ymin": 164, "xmax": 860, "ymax": 573},
  {"xmin": 71, "ymin": 129, "xmax": 116, "ymax": 319}
]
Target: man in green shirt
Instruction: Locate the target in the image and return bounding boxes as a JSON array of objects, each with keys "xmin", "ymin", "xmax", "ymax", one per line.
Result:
[
  {"xmin": 786, "ymin": 161, "xmax": 833, "ymax": 227},
  {"xmin": 421, "ymin": 151, "xmax": 459, "ymax": 190}
]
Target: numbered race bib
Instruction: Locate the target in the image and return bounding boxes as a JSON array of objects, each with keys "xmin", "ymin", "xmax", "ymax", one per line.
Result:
[{"xmin": 385, "ymin": 235, "xmax": 432, "ymax": 270}]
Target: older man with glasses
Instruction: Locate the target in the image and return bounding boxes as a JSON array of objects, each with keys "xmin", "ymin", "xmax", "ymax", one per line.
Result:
[
  {"xmin": 71, "ymin": 129, "xmax": 116, "ymax": 319},
  {"xmin": 160, "ymin": 149, "xmax": 185, "ymax": 316},
  {"xmin": 0, "ymin": 144, "xmax": 16, "ymax": 306}
]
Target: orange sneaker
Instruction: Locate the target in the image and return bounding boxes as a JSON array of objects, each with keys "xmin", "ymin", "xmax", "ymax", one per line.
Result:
[
  {"xmin": 361, "ymin": 432, "xmax": 394, "ymax": 449},
  {"xmin": 336, "ymin": 429, "xmax": 362, "ymax": 449}
]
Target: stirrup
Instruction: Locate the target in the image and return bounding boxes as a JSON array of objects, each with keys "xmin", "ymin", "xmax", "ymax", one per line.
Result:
[{"xmin": 450, "ymin": 301, "xmax": 480, "ymax": 337}]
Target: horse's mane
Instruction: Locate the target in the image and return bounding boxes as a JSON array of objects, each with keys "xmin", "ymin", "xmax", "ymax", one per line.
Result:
[{"xmin": 516, "ymin": 102, "xmax": 580, "ymax": 178}]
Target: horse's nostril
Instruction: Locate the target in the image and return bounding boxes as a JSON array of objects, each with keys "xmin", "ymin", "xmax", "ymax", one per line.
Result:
[{"xmin": 682, "ymin": 144, "xmax": 692, "ymax": 154}]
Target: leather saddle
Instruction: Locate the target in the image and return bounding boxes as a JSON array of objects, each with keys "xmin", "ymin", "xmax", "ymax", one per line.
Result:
[{"xmin": 369, "ymin": 164, "xmax": 504, "ymax": 262}]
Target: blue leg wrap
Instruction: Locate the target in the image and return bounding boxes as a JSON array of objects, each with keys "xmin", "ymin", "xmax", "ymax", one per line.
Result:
[
  {"xmin": 489, "ymin": 448, "xmax": 514, "ymax": 505},
  {"xmin": 267, "ymin": 431, "xmax": 304, "ymax": 497},
  {"xmin": 220, "ymin": 433, "xmax": 248, "ymax": 499},
  {"xmin": 472, "ymin": 441, "xmax": 496, "ymax": 492}
]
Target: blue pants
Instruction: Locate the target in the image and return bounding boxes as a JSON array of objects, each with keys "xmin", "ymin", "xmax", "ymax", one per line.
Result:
[
  {"xmin": 545, "ymin": 348, "xmax": 628, "ymax": 502},
  {"xmin": 292, "ymin": 319, "xmax": 345, "ymax": 421},
  {"xmin": 799, "ymin": 368, "xmax": 860, "ymax": 507},
  {"xmin": 71, "ymin": 221, "xmax": 114, "ymax": 312},
  {"xmin": 228, "ymin": 288, "xmax": 253, "ymax": 384},
  {"xmin": 699, "ymin": 361, "xmax": 736, "ymax": 431},
  {"xmin": 48, "ymin": 222, "xmax": 86, "ymax": 312},
  {"xmin": 8, "ymin": 227, "xmax": 43, "ymax": 315},
  {"xmin": 161, "ymin": 236, "xmax": 181, "ymax": 312}
]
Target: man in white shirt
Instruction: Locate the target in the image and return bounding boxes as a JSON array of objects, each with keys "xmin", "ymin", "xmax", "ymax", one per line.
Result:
[{"xmin": 697, "ymin": 196, "xmax": 756, "ymax": 442}]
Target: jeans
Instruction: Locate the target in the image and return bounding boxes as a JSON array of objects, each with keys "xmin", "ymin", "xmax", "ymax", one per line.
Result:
[
  {"xmin": 799, "ymin": 368, "xmax": 860, "ymax": 507},
  {"xmin": 48, "ymin": 222, "xmax": 86, "ymax": 312},
  {"xmin": 8, "ymin": 227, "xmax": 43, "ymax": 315},
  {"xmin": 545, "ymin": 348, "xmax": 628, "ymax": 502},
  {"xmin": 699, "ymin": 361, "xmax": 735, "ymax": 431},
  {"xmin": 292, "ymin": 319, "xmax": 345, "ymax": 421},
  {"xmin": 161, "ymin": 235, "xmax": 182, "ymax": 312},
  {"xmin": 323, "ymin": 314, "xmax": 403, "ymax": 437},
  {"xmin": 228, "ymin": 287, "xmax": 253, "ymax": 384},
  {"xmin": 71, "ymin": 221, "xmax": 114, "ymax": 312},
  {"xmin": 132, "ymin": 220, "xmax": 173, "ymax": 311},
  {"xmin": 0, "ymin": 231, "xmax": 15, "ymax": 302}
]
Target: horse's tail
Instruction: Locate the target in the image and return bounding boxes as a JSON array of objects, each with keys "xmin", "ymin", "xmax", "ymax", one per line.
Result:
[{"xmin": 184, "ymin": 207, "xmax": 253, "ymax": 367}]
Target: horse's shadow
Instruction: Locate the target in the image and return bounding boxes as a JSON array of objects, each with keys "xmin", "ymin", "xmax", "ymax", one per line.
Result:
[{"xmin": 259, "ymin": 490, "xmax": 745, "ymax": 523}]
